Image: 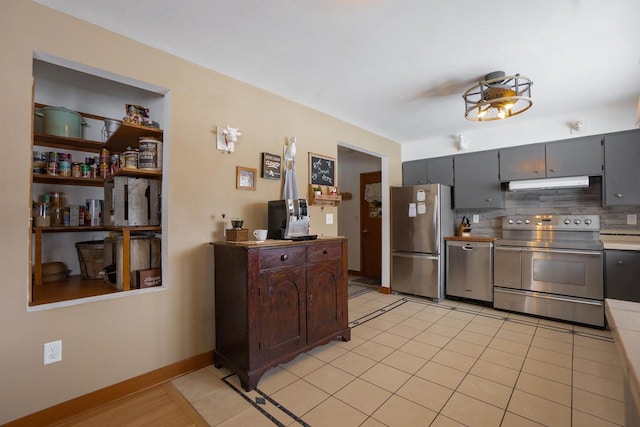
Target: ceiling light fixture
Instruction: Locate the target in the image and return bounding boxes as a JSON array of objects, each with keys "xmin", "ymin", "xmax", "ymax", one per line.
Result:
[{"xmin": 463, "ymin": 71, "xmax": 533, "ymax": 121}]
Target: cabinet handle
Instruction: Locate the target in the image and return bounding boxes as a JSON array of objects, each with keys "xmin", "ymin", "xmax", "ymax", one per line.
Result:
[
  {"xmin": 280, "ymin": 254, "xmax": 288, "ymax": 261},
  {"xmin": 549, "ymin": 168, "xmax": 557, "ymax": 173},
  {"xmin": 532, "ymin": 170, "xmax": 539, "ymax": 174},
  {"xmin": 486, "ymin": 198, "xmax": 492, "ymax": 202},
  {"xmin": 268, "ymin": 284, "xmax": 273, "ymax": 296},
  {"xmin": 308, "ymin": 294, "xmax": 313, "ymax": 306},
  {"xmin": 617, "ymin": 260, "xmax": 624, "ymax": 266},
  {"xmin": 615, "ymin": 193, "xmax": 623, "ymax": 198},
  {"xmin": 323, "ymin": 249, "xmax": 329, "ymax": 254}
]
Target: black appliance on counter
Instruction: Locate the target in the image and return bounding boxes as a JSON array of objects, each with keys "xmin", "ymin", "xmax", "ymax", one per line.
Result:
[{"xmin": 267, "ymin": 199, "xmax": 316, "ymax": 240}]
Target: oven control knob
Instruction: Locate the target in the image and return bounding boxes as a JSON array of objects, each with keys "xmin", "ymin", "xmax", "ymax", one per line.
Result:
[
  {"xmin": 524, "ymin": 219, "xmax": 531, "ymax": 224},
  {"xmin": 564, "ymin": 218, "xmax": 571, "ymax": 224},
  {"xmin": 516, "ymin": 219, "xmax": 522, "ymax": 224},
  {"xmin": 507, "ymin": 219, "xmax": 514, "ymax": 224},
  {"xmin": 574, "ymin": 219, "xmax": 581, "ymax": 225},
  {"xmin": 584, "ymin": 219, "xmax": 592, "ymax": 225}
]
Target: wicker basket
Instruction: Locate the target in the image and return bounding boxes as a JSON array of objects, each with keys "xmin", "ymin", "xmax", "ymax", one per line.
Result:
[{"xmin": 75, "ymin": 240, "xmax": 105, "ymax": 279}]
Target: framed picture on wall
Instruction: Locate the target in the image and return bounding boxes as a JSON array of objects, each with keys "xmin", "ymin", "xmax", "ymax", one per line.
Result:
[
  {"xmin": 261, "ymin": 153, "xmax": 281, "ymax": 180},
  {"xmin": 236, "ymin": 166, "xmax": 256, "ymax": 190},
  {"xmin": 309, "ymin": 153, "xmax": 337, "ymax": 187}
]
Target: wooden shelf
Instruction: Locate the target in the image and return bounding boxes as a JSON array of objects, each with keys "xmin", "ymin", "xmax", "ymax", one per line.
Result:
[
  {"xmin": 108, "ymin": 168, "xmax": 162, "ymax": 180},
  {"xmin": 33, "ymin": 226, "xmax": 162, "ymax": 233},
  {"xmin": 34, "ymin": 133, "xmax": 105, "ymax": 153},
  {"xmin": 309, "ymin": 184, "xmax": 342, "ymax": 206},
  {"xmin": 30, "ymin": 275, "xmax": 122, "ymax": 306},
  {"xmin": 105, "ymin": 123, "xmax": 163, "ymax": 152},
  {"xmin": 33, "ymin": 125, "xmax": 162, "ymax": 154},
  {"xmin": 33, "ymin": 173, "xmax": 105, "ymax": 187}
]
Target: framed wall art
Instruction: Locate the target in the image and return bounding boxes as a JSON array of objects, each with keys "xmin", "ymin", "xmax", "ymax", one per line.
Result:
[
  {"xmin": 261, "ymin": 152, "xmax": 281, "ymax": 180},
  {"xmin": 236, "ymin": 166, "xmax": 256, "ymax": 190},
  {"xmin": 309, "ymin": 152, "xmax": 337, "ymax": 187}
]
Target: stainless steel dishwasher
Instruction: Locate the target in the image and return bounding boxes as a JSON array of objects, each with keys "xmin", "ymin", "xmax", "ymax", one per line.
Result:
[{"xmin": 446, "ymin": 240, "xmax": 493, "ymax": 302}]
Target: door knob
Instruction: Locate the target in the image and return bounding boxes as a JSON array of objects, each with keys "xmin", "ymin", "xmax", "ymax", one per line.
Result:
[{"xmin": 362, "ymin": 229, "xmax": 368, "ymax": 234}]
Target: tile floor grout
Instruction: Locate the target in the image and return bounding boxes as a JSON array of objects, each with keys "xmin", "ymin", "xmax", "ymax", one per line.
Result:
[{"xmin": 173, "ymin": 288, "xmax": 625, "ymax": 426}]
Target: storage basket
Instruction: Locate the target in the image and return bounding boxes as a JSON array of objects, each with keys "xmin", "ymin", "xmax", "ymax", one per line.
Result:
[{"xmin": 75, "ymin": 240, "xmax": 105, "ymax": 279}]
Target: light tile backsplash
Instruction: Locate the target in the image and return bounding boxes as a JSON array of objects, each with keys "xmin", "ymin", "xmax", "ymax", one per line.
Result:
[{"xmin": 454, "ymin": 177, "xmax": 640, "ymax": 237}]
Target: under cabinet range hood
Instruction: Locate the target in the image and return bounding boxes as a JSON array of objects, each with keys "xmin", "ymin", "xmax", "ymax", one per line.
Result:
[{"xmin": 508, "ymin": 176, "xmax": 589, "ymax": 191}]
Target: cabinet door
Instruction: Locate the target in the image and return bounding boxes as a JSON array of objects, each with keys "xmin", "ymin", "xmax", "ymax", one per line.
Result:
[
  {"xmin": 546, "ymin": 136, "xmax": 602, "ymax": 177},
  {"xmin": 306, "ymin": 259, "xmax": 345, "ymax": 343},
  {"xmin": 454, "ymin": 150, "xmax": 503, "ymax": 209},
  {"xmin": 604, "ymin": 130, "xmax": 640, "ymax": 206},
  {"xmin": 426, "ymin": 156, "xmax": 454, "ymax": 186},
  {"xmin": 499, "ymin": 145, "xmax": 545, "ymax": 181},
  {"xmin": 402, "ymin": 159, "xmax": 427, "ymax": 185},
  {"xmin": 258, "ymin": 266, "xmax": 306, "ymax": 363},
  {"xmin": 605, "ymin": 250, "xmax": 640, "ymax": 302}
]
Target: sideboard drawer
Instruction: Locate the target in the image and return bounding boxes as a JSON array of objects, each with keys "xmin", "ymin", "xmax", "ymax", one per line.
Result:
[
  {"xmin": 259, "ymin": 246, "xmax": 306, "ymax": 270},
  {"xmin": 307, "ymin": 242, "xmax": 342, "ymax": 263}
]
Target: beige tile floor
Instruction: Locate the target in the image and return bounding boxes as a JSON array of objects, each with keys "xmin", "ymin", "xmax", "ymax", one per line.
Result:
[{"xmin": 172, "ymin": 287, "xmax": 626, "ymax": 426}]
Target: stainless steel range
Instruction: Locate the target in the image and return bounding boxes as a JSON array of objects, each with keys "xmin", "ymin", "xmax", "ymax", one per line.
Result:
[{"xmin": 493, "ymin": 214, "xmax": 604, "ymax": 327}]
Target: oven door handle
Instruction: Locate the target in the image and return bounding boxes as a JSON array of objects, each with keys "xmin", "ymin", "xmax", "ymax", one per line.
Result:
[
  {"xmin": 496, "ymin": 288, "xmax": 603, "ymax": 306},
  {"xmin": 494, "ymin": 246, "xmax": 521, "ymax": 252},
  {"xmin": 520, "ymin": 248, "xmax": 602, "ymax": 257}
]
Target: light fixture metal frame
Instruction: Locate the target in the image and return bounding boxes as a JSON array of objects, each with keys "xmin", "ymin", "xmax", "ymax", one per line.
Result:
[{"xmin": 463, "ymin": 72, "xmax": 533, "ymax": 121}]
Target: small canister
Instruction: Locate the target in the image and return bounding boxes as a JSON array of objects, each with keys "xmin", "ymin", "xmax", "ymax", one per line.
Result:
[
  {"xmin": 123, "ymin": 150, "xmax": 138, "ymax": 169},
  {"xmin": 110, "ymin": 153, "xmax": 120, "ymax": 175},
  {"xmin": 58, "ymin": 153, "xmax": 72, "ymax": 177},
  {"xmin": 72, "ymin": 162, "xmax": 82, "ymax": 177},
  {"xmin": 47, "ymin": 152, "xmax": 59, "ymax": 176},
  {"xmin": 34, "ymin": 202, "xmax": 50, "ymax": 227},
  {"xmin": 138, "ymin": 137, "xmax": 159, "ymax": 169},
  {"xmin": 99, "ymin": 163, "xmax": 109, "ymax": 179},
  {"xmin": 81, "ymin": 163, "xmax": 91, "ymax": 178},
  {"xmin": 33, "ymin": 151, "xmax": 47, "ymax": 174}
]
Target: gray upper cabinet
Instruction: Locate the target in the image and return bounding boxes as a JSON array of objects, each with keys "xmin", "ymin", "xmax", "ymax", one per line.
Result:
[
  {"xmin": 426, "ymin": 156, "xmax": 454, "ymax": 187},
  {"xmin": 499, "ymin": 144, "xmax": 545, "ymax": 181},
  {"xmin": 454, "ymin": 150, "xmax": 504, "ymax": 209},
  {"xmin": 499, "ymin": 136, "xmax": 603, "ymax": 181},
  {"xmin": 402, "ymin": 159, "xmax": 427, "ymax": 185},
  {"xmin": 403, "ymin": 156, "xmax": 454, "ymax": 186},
  {"xmin": 604, "ymin": 129, "xmax": 640, "ymax": 206},
  {"xmin": 546, "ymin": 136, "xmax": 603, "ymax": 177}
]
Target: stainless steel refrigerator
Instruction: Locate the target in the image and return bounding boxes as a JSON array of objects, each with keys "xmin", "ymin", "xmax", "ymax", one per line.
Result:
[{"xmin": 391, "ymin": 184, "xmax": 454, "ymax": 301}]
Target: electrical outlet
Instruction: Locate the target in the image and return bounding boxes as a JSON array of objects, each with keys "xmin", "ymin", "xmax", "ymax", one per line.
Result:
[
  {"xmin": 628, "ymin": 214, "xmax": 637, "ymax": 225},
  {"xmin": 472, "ymin": 214, "xmax": 480, "ymax": 223},
  {"xmin": 44, "ymin": 340, "xmax": 62, "ymax": 365},
  {"xmin": 326, "ymin": 213, "xmax": 334, "ymax": 225}
]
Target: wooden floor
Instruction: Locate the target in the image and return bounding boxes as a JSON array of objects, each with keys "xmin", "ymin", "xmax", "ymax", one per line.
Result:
[{"xmin": 48, "ymin": 382, "xmax": 208, "ymax": 427}]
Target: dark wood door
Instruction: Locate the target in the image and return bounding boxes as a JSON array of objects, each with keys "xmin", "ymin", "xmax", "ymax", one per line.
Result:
[
  {"xmin": 258, "ymin": 266, "xmax": 306, "ymax": 363},
  {"xmin": 360, "ymin": 171, "xmax": 382, "ymax": 280},
  {"xmin": 306, "ymin": 259, "xmax": 344, "ymax": 342}
]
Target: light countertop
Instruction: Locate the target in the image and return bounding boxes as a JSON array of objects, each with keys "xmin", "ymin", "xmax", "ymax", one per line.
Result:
[
  {"xmin": 600, "ymin": 229, "xmax": 640, "ymax": 251},
  {"xmin": 605, "ymin": 299, "xmax": 640, "ymax": 419}
]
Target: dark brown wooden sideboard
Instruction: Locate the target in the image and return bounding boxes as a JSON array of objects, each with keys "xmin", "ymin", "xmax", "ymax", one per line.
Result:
[{"xmin": 211, "ymin": 237, "xmax": 350, "ymax": 391}]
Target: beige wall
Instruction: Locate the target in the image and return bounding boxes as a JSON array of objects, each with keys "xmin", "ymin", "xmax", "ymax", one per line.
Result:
[{"xmin": 0, "ymin": 2, "xmax": 401, "ymax": 423}]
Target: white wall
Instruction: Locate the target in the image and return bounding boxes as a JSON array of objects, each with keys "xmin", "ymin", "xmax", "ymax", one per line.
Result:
[
  {"xmin": 337, "ymin": 149, "xmax": 381, "ymax": 272},
  {"xmin": 402, "ymin": 101, "xmax": 639, "ymax": 160}
]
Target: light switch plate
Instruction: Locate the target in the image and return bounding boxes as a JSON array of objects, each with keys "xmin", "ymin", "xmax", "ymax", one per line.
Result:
[
  {"xmin": 326, "ymin": 213, "xmax": 333, "ymax": 225},
  {"xmin": 627, "ymin": 214, "xmax": 637, "ymax": 225},
  {"xmin": 472, "ymin": 214, "xmax": 479, "ymax": 223}
]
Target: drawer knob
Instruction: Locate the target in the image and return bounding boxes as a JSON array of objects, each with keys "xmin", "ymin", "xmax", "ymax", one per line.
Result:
[
  {"xmin": 617, "ymin": 260, "xmax": 624, "ymax": 266},
  {"xmin": 615, "ymin": 193, "xmax": 623, "ymax": 198},
  {"xmin": 486, "ymin": 198, "xmax": 492, "ymax": 202},
  {"xmin": 323, "ymin": 249, "xmax": 329, "ymax": 254},
  {"xmin": 281, "ymin": 254, "xmax": 288, "ymax": 261}
]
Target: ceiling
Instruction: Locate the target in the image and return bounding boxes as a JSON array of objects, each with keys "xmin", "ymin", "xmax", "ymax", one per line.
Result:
[{"xmin": 37, "ymin": 0, "xmax": 640, "ymax": 144}]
